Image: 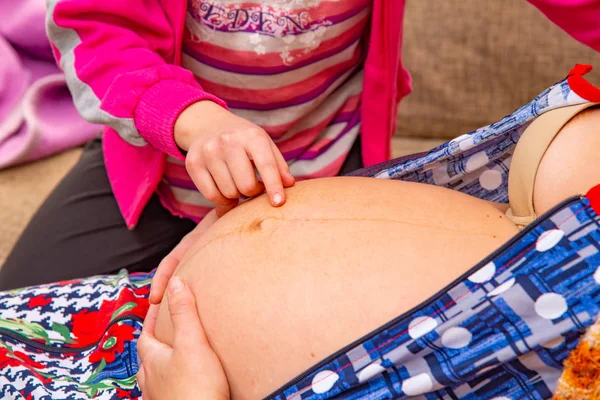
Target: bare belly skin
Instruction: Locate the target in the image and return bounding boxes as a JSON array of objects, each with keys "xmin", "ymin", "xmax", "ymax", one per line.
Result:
[{"xmin": 155, "ymin": 177, "xmax": 519, "ymax": 399}]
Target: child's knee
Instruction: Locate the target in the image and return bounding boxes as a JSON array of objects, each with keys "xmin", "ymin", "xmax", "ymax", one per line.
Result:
[{"xmin": 534, "ymin": 106, "xmax": 600, "ymax": 215}]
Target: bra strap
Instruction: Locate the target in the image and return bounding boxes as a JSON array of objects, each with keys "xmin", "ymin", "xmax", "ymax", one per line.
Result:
[{"xmin": 506, "ymin": 103, "xmax": 599, "ymax": 228}]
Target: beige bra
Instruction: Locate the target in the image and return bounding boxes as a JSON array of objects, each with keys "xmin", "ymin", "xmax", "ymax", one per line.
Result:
[{"xmin": 505, "ymin": 102, "xmax": 599, "ymax": 228}]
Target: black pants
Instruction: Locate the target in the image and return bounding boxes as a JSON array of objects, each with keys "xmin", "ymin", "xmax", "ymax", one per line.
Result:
[{"xmin": 0, "ymin": 138, "xmax": 363, "ymax": 290}]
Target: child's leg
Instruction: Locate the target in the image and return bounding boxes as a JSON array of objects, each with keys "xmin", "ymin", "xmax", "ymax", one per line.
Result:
[
  {"xmin": 534, "ymin": 107, "xmax": 600, "ymax": 215},
  {"xmin": 0, "ymin": 139, "xmax": 196, "ymax": 290}
]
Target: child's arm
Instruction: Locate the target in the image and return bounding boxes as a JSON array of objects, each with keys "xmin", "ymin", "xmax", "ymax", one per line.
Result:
[
  {"xmin": 527, "ymin": 0, "xmax": 600, "ymax": 52},
  {"xmin": 46, "ymin": 0, "xmax": 222, "ymax": 160},
  {"xmin": 47, "ymin": 0, "xmax": 294, "ymax": 212}
]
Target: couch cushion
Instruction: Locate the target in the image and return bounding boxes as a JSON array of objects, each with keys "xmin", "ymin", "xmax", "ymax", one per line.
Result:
[{"xmin": 397, "ymin": 0, "xmax": 600, "ymax": 139}]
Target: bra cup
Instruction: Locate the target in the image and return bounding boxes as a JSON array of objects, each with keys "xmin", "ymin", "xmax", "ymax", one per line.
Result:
[{"xmin": 505, "ymin": 102, "xmax": 599, "ymax": 228}]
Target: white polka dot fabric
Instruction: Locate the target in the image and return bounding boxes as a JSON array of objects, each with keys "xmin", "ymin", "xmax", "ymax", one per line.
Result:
[
  {"xmin": 350, "ymin": 78, "xmax": 589, "ymax": 208},
  {"xmin": 271, "ymin": 77, "xmax": 600, "ymax": 400},
  {"xmin": 270, "ymin": 189, "xmax": 600, "ymax": 400}
]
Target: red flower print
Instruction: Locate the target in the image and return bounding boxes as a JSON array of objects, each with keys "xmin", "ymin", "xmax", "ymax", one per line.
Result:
[
  {"xmin": 27, "ymin": 295, "xmax": 52, "ymax": 309},
  {"xmin": 115, "ymin": 387, "xmax": 131, "ymax": 398},
  {"xmin": 0, "ymin": 348, "xmax": 45, "ymax": 371},
  {"xmin": 134, "ymin": 284, "xmax": 151, "ymax": 297},
  {"xmin": 71, "ymin": 308, "xmax": 112, "ymax": 346},
  {"xmin": 0, "ymin": 348, "xmax": 23, "ymax": 371},
  {"xmin": 89, "ymin": 323, "xmax": 135, "ymax": 364},
  {"xmin": 57, "ymin": 279, "xmax": 84, "ymax": 286},
  {"xmin": 11, "ymin": 351, "xmax": 44, "ymax": 369},
  {"xmin": 0, "ymin": 347, "xmax": 49, "ymax": 384},
  {"xmin": 70, "ymin": 288, "xmax": 149, "ymax": 345}
]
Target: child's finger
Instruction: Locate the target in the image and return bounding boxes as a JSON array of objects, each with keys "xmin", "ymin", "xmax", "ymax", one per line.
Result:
[
  {"xmin": 166, "ymin": 277, "xmax": 209, "ymax": 351},
  {"xmin": 215, "ymin": 201, "xmax": 239, "ymax": 217},
  {"xmin": 247, "ymin": 137, "xmax": 285, "ymax": 207},
  {"xmin": 271, "ymin": 141, "xmax": 295, "ymax": 188},
  {"xmin": 189, "ymin": 167, "xmax": 238, "ymax": 210},
  {"xmin": 206, "ymin": 160, "xmax": 241, "ymax": 200},
  {"xmin": 225, "ymin": 146, "xmax": 265, "ymax": 197}
]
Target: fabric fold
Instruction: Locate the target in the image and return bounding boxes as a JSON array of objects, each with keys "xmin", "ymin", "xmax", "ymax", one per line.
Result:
[{"xmin": 0, "ymin": 2, "xmax": 97, "ymax": 169}]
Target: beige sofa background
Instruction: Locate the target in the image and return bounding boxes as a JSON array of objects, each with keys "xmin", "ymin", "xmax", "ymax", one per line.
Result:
[
  {"xmin": 2, "ymin": 0, "xmax": 600, "ymax": 265},
  {"xmin": 399, "ymin": 0, "xmax": 600, "ymax": 139}
]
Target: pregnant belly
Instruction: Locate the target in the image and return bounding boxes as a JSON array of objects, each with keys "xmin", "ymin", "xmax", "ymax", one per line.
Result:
[{"xmin": 155, "ymin": 177, "xmax": 519, "ymax": 399}]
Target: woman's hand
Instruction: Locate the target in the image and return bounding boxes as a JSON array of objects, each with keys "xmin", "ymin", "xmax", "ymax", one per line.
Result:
[
  {"xmin": 137, "ymin": 277, "xmax": 230, "ymax": 400},
  {"xmin": 149, "ymin": 209, "xmax": 218, "ymax": 304},
  {"xmin": 175, "ymin": 101, "xmax": 295, "ymax": 216}
]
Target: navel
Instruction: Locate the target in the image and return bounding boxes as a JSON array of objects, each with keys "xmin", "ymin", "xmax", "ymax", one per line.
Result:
[{"xmin": 247, "ymin": 216, "xmax": 282, "ymax": 232}]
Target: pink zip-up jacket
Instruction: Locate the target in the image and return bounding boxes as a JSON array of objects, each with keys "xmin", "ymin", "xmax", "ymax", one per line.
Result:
[{"xmin": 45, "ymin": 0, "xmax": 600, "ymax": 229}]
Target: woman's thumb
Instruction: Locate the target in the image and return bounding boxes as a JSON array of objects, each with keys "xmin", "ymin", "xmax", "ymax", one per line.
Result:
[{"xmin": 167, "ymin": 277, "xmax": 209, "ymax": 349}]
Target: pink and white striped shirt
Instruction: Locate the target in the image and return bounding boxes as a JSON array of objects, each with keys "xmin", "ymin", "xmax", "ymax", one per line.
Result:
[{"xmin": 157, "ymin": 0, "xmax": 371, "ymax": 221}]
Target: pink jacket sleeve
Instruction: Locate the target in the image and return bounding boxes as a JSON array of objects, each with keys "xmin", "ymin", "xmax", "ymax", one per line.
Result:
[
  {"xmin": 46, "ymin": 0, "xmax": 227, "ymax": 160},
  {"xmin": 527, "ymin": 0, "xmax": 600, "ymax": 52}
]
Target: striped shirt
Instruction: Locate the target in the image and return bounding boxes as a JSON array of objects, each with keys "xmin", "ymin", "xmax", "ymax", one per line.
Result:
[{"xmin": 157, "ymin": 0, "xmax": 371, "ymax": 221}]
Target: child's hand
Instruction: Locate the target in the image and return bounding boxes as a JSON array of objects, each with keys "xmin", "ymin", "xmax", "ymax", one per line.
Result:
[
  {"xmin": 137, "ymin": 277, "xmax": 230, "ymax": 400},
  {"xmin": 175, "ymin": 101, "xmax": 295, "ymax": 216}
]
